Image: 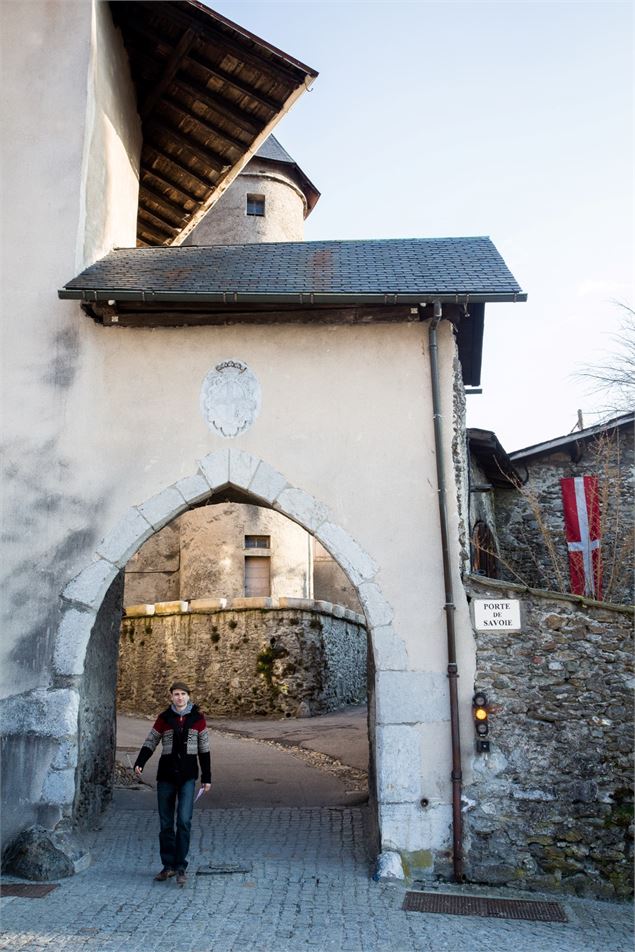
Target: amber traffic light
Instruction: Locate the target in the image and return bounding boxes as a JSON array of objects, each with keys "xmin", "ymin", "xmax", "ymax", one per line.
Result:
[{"xmin": 472, "ymin": 692, "xmax": 490, "ymax": 750}]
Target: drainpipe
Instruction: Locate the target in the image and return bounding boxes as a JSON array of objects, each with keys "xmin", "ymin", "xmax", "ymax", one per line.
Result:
[{"xmin": 426, "ymin": 302, "xmax": 464, "ymax": 882}]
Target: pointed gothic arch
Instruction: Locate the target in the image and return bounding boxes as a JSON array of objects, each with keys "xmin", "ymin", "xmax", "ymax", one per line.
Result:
[{"xmin": 48, "ymin": 448, "xmax": 402, "ymax": 837}]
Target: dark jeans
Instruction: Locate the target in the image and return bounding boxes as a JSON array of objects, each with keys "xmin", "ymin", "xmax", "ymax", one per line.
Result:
[{"xmin": 157, "ymin": 779, "xmax": 195, "ymax": 871}]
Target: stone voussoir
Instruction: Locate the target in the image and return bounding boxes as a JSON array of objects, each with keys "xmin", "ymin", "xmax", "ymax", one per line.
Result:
[
  {"xmin": 174, "ymin": 472, "xmax": 212, "ymax": 505},
  {"xmin": 95, "ymin": 507, "xmax": 154, "ymax": 567},
  {"xmin": 274, "ymin": 487, "xmax": 330, "ymax": 533},
  {"xmin": 137, "ymin": 486, "xmax": 188, "ymax": 531},
  {"xmin": 198, "ymin": 449, "xmax": 230, "ymax": 490},
  {"xmin": 247, "ymin": 460, "xmax": 289, "ymax": 504},
  {"xmin": 53, "ymin": 608, "xmax": 97, "ymax": 676},
  {"xmin": 228, "ymin": 449, "xmax": 260, "ymax": 489},
  {"xmin": 316, "ymin": 522, "xmax": 378, "ymax": 586},
  {"xmin": 61, "ymin": 559, "xmax": 119, "ymax": 612}
]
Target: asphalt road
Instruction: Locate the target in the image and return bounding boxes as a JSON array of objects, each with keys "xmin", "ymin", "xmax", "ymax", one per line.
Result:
[{"xmin": 115, "ymin": 705, "xmax": 369, "ymax": 810}]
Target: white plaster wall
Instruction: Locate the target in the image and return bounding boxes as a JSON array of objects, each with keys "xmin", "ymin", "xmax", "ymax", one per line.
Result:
[
  {"xmin": 185, "ymin": 158, "xmax": 306, "ymax": 244},
  {"xmin": 78, "ymin": 0, "xmax": 142, "ymax": 270},
  {"xmin": 57, "ymin": 318, "xmax": 478, "ymax": 846},
  {"xmin": 0, "ymin": 0, "xmax": 140, "ymax": 698},
  {"xmin": 0, "ymin": 3, "xmax": 477, "ymax": 866}
]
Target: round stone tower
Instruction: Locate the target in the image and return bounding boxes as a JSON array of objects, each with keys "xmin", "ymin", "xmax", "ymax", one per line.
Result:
[{"xmin": 184, "ymin": 135, "xmax": 319, "ymax": 245}]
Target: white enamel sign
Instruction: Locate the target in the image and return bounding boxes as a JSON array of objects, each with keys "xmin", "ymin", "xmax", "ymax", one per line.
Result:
[{"xmin": 473, "ymin": 599, "xmax": 521, "ymax": 631}]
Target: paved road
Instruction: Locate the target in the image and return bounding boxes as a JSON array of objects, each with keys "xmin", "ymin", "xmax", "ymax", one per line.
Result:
[
  {"xmin": 3, "ymin": 712, "xmax": 632, "ymax": 950},
  {"xmin": 115, "ymin": 709, "xmax": 368, "ymax": 809},
  {"xmin": 1, "ymin": 806, "xmax": 632, "ymax": 952}
]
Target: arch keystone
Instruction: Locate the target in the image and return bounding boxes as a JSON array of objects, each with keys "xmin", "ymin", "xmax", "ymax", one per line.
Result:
[
  {"xmin": 198, "ymin": 449, "xmax": 230, "ymax": 489},
  {"xmin": 228, "ymin": 449, "xmax": 260, "ymax": 489}
]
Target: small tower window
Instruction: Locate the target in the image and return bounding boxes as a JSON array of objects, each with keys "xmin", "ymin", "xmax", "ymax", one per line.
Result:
[{"xmin": 246, "ymin": 194, "xmax": 265, "ymax": 216}]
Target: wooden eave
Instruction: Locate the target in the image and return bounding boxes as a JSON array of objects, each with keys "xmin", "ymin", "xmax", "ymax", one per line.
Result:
[{"xmin": 110, "ymin": 1, "xmax": 317, "ymax": 247}]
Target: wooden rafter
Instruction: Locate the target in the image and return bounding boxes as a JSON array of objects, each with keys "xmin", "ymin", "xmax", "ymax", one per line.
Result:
[
  {"xmin": 147, "ymin": 120, "xmax": 230, "ymax": 173},
  {"xmin": 109, "ymin": 0, "xmax": 317, "ymax": 245},
  {"xmin": 162, "ymin": 95, "xmax": 247, "ymax": 152},
  {"xmin": 140, "ymin": 27, "xmax": 197, "ymax": 120},
  {"xmin": 142, "ymin": 167, "xmax": 203, "ymax": 203},
  {"xmin": 139, "ymin": 183, "xmax": 190, "ymax": 221},
  {"xmin": 144, "ymin": 143, "xmax": 217, "ymax": 192},
  {"xmin": 186, "ymin": 50, "xmax": 281, "ymax": 113},
  {"xmin": 138, "ymin": 206, "xmax": 181, "ymax": 236},
  {"xmin": 171, "ymin": 76, "xmax": 265, "ymax": 136}
]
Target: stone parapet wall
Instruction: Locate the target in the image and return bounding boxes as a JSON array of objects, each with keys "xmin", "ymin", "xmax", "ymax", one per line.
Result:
[
  {"xmin": 463, "ymin": 575, "xmax": 634, "ymax": 898},
  {"xmin": 117, "ymin": 597, "xmax": 367, "ymax": 718}
]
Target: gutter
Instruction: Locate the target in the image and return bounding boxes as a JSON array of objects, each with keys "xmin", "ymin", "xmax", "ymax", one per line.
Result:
[
  {"xmin": 425, "ymin": 303, "xmax": 464, "ymax": 883},
  {"xmin": 58, "ymin": 288, "xmax": 528, "ymax": 305}
]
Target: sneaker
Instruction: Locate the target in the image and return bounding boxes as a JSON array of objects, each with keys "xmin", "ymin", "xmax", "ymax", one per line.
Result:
[
  {"xmin": 154, "ymin": 868, "xmax": 175, "ymax": 882},
  {"xmin": 176, "ymin": 869, "xmax": 187, "ymax": 886}
]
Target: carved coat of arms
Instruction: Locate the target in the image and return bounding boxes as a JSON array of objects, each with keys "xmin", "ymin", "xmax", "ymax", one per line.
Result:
[{"xmin": 200, "ymin": 359, "xmax": 261, "ymax": 438}]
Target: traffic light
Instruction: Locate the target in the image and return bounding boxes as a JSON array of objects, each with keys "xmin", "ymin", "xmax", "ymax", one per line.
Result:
[{"xmin": 473, "ymin": 691, "xmax": 490, "ymax": 752}]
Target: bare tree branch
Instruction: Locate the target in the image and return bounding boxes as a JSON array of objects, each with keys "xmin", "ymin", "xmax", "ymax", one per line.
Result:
[{"xmin": 576, "ymin": 304, "xmax": 635, "ymax": 416}]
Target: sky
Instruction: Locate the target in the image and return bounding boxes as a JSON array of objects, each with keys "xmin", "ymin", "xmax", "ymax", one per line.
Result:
[{"xmin": 211, "ymin": 0, "xmax": 633, "ymax": 449}]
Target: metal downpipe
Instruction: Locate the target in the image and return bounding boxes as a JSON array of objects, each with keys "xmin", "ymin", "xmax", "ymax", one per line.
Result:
[{"xmin": 427, "ymin": 304, "xmax": 464, "ymax": 882}]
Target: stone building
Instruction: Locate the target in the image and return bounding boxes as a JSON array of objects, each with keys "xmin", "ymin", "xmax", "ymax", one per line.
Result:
[
  {"xmin": 118, "ymin": 503, "xmax": 366, "ymax": 718},
  {"xmin": 16, "ymin": 0, "xmax": 621, "ymax": 895},
  {"xmin": 468, "ymin": 413, "xmax": 634, "ymax": 605},
  {"xmin": 184, "ymin": 135, "xmax": 319, "ymax": 245},
  {"xmin": 123, "ymin": 502, "xmax": 361, "ymax": 610}
]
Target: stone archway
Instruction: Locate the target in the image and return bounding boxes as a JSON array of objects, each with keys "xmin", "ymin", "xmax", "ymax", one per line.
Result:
[{"xmin": 48, "ymin": 448, "xmax": 404, "ymax": 849}]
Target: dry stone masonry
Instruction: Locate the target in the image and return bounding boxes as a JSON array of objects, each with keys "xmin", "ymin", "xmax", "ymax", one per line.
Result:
[
  {"xmin": 117, "ymin": 596, "xmax": 368, "ymax": 718},
  {"xmin": 463, "ymin": 575, "xmax": 634, "ymax": 898}
]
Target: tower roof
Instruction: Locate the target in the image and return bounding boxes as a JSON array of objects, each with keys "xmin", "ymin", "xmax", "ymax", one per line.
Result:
[{"xmin": 252, "ymin": 135, "xmax": 320, "ymax": 216}]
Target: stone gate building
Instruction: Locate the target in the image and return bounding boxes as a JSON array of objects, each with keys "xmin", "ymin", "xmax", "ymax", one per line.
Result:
[{"xmin": 8, "ymin": 1, "xmax": 628, "ymax": 900}]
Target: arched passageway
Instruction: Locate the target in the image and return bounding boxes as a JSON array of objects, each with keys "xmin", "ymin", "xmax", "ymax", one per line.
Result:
[{"xmin": 51, "ymin": 449, "xmax": 400, "ymax": 856}]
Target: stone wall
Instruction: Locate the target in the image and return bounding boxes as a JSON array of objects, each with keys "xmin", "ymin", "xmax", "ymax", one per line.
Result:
[
  {"xmin": 117, "ymin": 597, "xmax": 368, "ymax": 718},
  {"xmin": 463, "ymin": 575, "xmax": 634, "ymax": 898},
  {"xmin": 494, "ymin": 426, "xmax": 633, "ymax": 605}
]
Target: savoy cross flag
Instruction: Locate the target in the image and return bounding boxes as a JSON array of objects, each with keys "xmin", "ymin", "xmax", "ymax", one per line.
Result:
[{"xmin": 560, "ymin": 476, "xmax": 602, "ymax": 599}]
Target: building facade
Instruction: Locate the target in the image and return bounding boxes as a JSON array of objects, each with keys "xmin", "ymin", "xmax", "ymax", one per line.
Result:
[{"xmin": 1, "ymin": 0, "xmax": 528, "ymax": 889}]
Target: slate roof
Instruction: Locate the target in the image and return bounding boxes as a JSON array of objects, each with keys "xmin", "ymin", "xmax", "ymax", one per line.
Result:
[
  {"xmin": 252, "ymin": 135, "xmax": 320, "ymax": 214},
  {"xmin": 60, "ymin": 236, "xmax": 526, "ymax": 304},
  {"xmin": 510, "ymin": 412, "xmax": 634, "ymax": 461},
  {"xmin": 255, "ymin": 135, "xmax": 296, "ymax": 164}
]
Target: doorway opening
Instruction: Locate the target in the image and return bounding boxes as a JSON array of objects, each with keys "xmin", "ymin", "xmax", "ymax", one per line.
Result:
[{"xmin": 66, "ymin": 470, "xmax": 380, "ymax": 852}]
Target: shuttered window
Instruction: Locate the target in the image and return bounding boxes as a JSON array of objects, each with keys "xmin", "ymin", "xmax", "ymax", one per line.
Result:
[{"xmin": 244, "ymin": 556, "xmax": 271, "ymax": 596}]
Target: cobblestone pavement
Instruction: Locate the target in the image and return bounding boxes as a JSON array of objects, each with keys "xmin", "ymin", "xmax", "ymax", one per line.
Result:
[{"xmin": 1, "ymin": 806, "xmax": 632, "ymax": 952}]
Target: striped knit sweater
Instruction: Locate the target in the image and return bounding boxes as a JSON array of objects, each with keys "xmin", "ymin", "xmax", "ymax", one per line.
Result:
[{"xmin": 134, "ymin": 704, "xmax": 211, "ymax": 784}]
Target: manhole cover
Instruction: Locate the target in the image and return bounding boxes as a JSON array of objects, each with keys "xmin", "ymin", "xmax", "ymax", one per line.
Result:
[
  {"xmin": 196, "ymin": 863, "xmax": 252, "ymax": 875},
  {"xmin": 0, "ymin": 883, "xmax": 59, "ymax": 898},
  {"xmin": 402, "ymin": 891, "xmax": 567, "ymax": 922}
]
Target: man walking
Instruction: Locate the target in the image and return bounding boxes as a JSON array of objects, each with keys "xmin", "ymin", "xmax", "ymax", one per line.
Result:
[{"xmin": 134, "ymin": 681, "xmax": 211, "ymax": 885}]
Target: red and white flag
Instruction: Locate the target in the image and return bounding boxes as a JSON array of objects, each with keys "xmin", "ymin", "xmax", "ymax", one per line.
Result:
[{"xmin": 560, "ymin": 476, "xmax": 602, "ymax": 599}]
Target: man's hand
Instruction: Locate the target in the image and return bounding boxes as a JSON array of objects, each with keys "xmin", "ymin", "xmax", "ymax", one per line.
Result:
[
  {"xmin": 201, "ymin": 783, "xmax": 211, "ymax": 793},
  {"xmin": 134, "ymin": 766, "xmax": 143, "ymax": 777}
]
